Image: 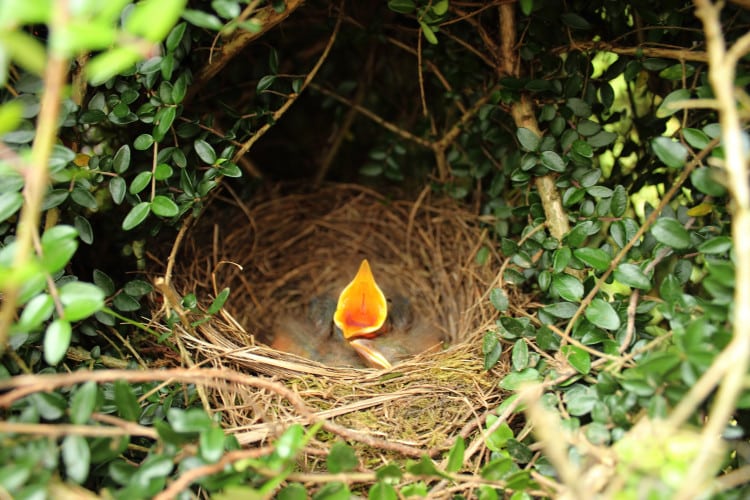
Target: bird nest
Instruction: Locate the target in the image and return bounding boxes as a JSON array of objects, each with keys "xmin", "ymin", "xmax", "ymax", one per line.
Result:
[{"xmin": 164, "ymin": 183, "xmax": 511, "ymax": 464}]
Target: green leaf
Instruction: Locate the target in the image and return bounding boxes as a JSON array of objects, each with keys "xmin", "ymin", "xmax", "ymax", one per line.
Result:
[
  {"xmin": 542, "ymin": 302, "xmax": 578, "ymax": 318},
  {"xmin": 86, "ymin": 46, "xmax": 142, "ymax": 85},
  {"xmin": 516, "ymin": 128, "xmax": 540, "ymax": 152},
  {"xmin": 208, "ymin": 287, "xmax": 230, "ymax": 314},
  {"xmin": 490, "ymin": 288, "xmax": 508, "ymax": 311},
  {"xmin": 129, "ymin": 171, "xmax": 152, "ymax": 195},
  {"xmin": 387, "ymin": 0, "xmax": 415, "ymax": 14},
  {"xmin": 419, "ymin": 21, "xmax": 438, "ymax": 45},
  {"xmin": 62, "ymin": 435, "xmax": 90, "ymax": 484},
  {"xmin": 41, "ymin": 225, "xmax": 78, "ymax": 273},
  {"xmin": 690, "ymin": 167, "xmax": 726, "ymax": 196},
  {"xmin": 614, "ymin": 263, "xmax": 651, "ymax": 290},
  {"xmin": 126, "ymin": 0, "xmax": 188, "ymax": 42},
  {"xmin": 485, "ymin": 416, "xmax": 514, "ymax": 451},
  {"xmin": 194, "ymin": 139, "xmax": 217, "ymax": 164},
  {"xmin": 511, "ymin": 339, "xmax": 529, "ymax": 371},
  {"xmin": 611, "ymin": 185, "xmax": 627, "ymax": 217},
  {"xmin": 124, "ymin": 280, "xmax": 154, "ymax": 297},
  {"xmin": 74, "ymin": 215, "xmax": 94, "ymax": 244},
  {"xmin": 573, "ymin": 247, "xmax": 610, "ymax": 272},
  {"xmin": 134, "ymin": 133, "xmax": 154, "ymax": 150},
  {"xmin": 561, "ymin": 345, "xmax": 591, "ymax": 374},
  {"xmin": 566, "ymin": 98, "xmax": 591, "ymax": 117},
  {"xmin": 44, "ymin": 319, "xmax": 72, "ymax": 365},
  {"xmin": 274, "ymin": 423, "xmax": 304, "ymax": 461},
  {"xmin": 446, "ymin": 436, "xmax": 465, "ymax": 473},
  {"xmin": 682, "ymin": 128, "xmax": 711, "ymax": 150},
  {"xmin": 70, "ymin": 381, "xmax": 99, "ymax": 425},
  {"xmin": 166, "ymin": 22, "xmax": 187, "ymax": 52},
  {"xmin": 154, "ymin": 163, "xmax": 174, "ymax": 181},
  {"xmin": 59, "ymin": 281, "xmax": 106, "ymax": 321},
  {"xmin": 552, "ymin": 273, "xmax": 583, "ymax": 302},
  {"xmin": 656, "ymin": 89, "xmax": 690, "ymax": 118},
  {"xmin": 122, "ymin": 202, "xmax": 151, "ymax": 230},
  {"xmin": 541, "ymin": 150, "xmax": 565, "ymax": 172},
  {"xmin": 109, "ymin": 177, "xmax": 126, "ymax": 204},
  {"xmin": 584, "ymin": 298, "xmax": 620, "ymax": 331},
  {"xmin": 18, "ymin": 293, "xmax": 54, "ymax": 330},
  {"xmin": 114, "ymin": 379, "xmax": 140, "ymax": 421},
  {"xmin": 560, "ymin": 12, "xmax": 591, "ymax": 30},
  {"xmin": 327, "ymin": 441, "xmax": 358, "ymax": 473},
  {"xmin": 368, "ymin": 482, "xmax": 397, "ymax": 500},
  {"xmin": 652, "ymin": 137, "xmax": 688, "ymax": 168},
  {"xmin": 563, "ymin": 384, "xmax": 598, "ymax": 415},
  {"xmin": 519, "ymin": 0, "xmax": 533, "ymax": 15},
  {"xmin": 498, "ymin": 368, "xmax": 540, "ymax": 390},
  {"xmin": 483, "ymin": 331, "xmax": 502, "ymax": 370},
  {"xmin": 698, "ymin": 236, "xmax": 732, "ymax": 254},
  {"xmin": 0, "ymin": 191, "xmax": 23, "ymax": 222},
  {"xmin": 93, "ymin": 269, "xmax": 116, "ymax": 296},
  {"xmin": 278, "ymin": 484, "xmax": 308, "ymax": 500},
  {"xmin": 651, "ymin": 218, "xmax": 691, "ymax": 249},
  {"xmin": 181, "ymin": 8, "xmax": 224, "ymax": 30},
  {"xmin": 256, "ymin": 74, "xmax": 276, "ymax": 93},
  {"xmin": 407, "ymin": 455, "xmax": 445, "ymax": 478},
  {"xmin": 71, "ymin": 187, "xmax": 98, "ymax": 210},
  {"xmin": 151, "ymin": 195, "xmax": 179, "ymax": 217},
  {"xmin": 199, "ymin": 427, "xmax": 226, "ymax": 463}
]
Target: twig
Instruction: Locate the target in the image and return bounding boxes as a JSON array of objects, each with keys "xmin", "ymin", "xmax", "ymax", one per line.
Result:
[
  {"xmin": 230, "ymin": 0, "xmax": 344, "ymax": 164},
  {"xmin": 0, "ymin": 2, "xmax": 69, "ymax": 353},
  {"xmin": 673, "ymin": 1, "xmax": 750, "ymax": 497}
]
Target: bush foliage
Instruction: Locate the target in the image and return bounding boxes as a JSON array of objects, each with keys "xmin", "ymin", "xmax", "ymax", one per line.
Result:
[{"xmin": 1, "ymin": 0, "xmax": 749, "ymax": 498}]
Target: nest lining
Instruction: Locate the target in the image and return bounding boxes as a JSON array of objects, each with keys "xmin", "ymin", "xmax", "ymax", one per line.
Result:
[{"xmin": 169, "ymin": 183, "xmax": 510, "ymax": 456}]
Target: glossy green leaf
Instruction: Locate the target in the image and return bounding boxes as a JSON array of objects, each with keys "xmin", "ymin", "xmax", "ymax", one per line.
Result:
[
  {"xmin": 62, "ymin": 435, "xmax": 90, "ymax": 483},
  {"xmin": 74, "ymin": 215, "xmax": 94, "ymax": 244},
  {"xmin": 516, "ymin": 128, "xmax": 540, "ymax": 152},
  {"xmin": 552, "ymin": 273, "xmax": 583, "ymax": 302},
  {"xmin": 542, "ymin": 301, "xmax": 578, "ymax": 318},
  {"xmin": 368, "ymin": 481, "xmax": 397, "ymax": 500},
  {"xmin": 656, "ymin": 88, "xmax": 690, "ymax": 118},
  {"xmin": 0, "ymin": 191, "xmax": 23, "ymax": 222},
  {"xmin": 541, "ymin": 150, "xmax": 565, "ymax": 172},
  {"xmin": 133, "ymin": 133, "xmax": 154, "ymax": 150},
  {"xmin": 652, "ymin": 137, "xmax": 688, "ymax": 168},
  {"xmin": 124, "ymin": 280, "xmax": 154, "ymax": 297},
  {"xmin": 129, "ymin": 171, "xmax": 152, "ymax": 195},
  {"xmin": 18, "ymin": 293, "xmax": 54, "ymax": 330},
  {"xmin": 682, "ymin": 127, "xmax": 711, "ymax": 149},
  {"xmin": 114, "ymin": 379, "xmax": 140, "ymax": 421},
  {"xmin": 122, "ymin": 201, "xmax": 151, "ymax": 230},
  {"xmin": 194, "ymin": 139, "xmax": 217, "ymax": 164},
  {"xmin": 445, "ymin": 436, "xmax": 465, "ymax": 473},
  {"xmin": 109, "ymin": 177, "xmax": 126, "ymax": 204},
  {"xmin": 87, "ymin": 46, "xmax": 142, "ymax": 85},
  {"xmin": 327, "ymin": 441, "xmax": 358, "ymax": 473},
  {"xmin": 44, "ymin": 319, "xmax": 72, "ymax": 365},
  {"xmin": 651, "ymin": 218, "xmax": 691, "ymax": 249},
  {"xmin": 563, "ymin": 384, "xmax": 598, "ymax": 415},
  {"xmin": 483, "ymin": 331, "xmax": 502, "ymax": 370},
  {"xmin": 584, "ymin": 298, "xmax": 620, "ymax": 331},
  {"xmin": 419, "ymin": 21, "xmax": 438, "ymax": 45},
  {"xmin": 690, "ymin": 167, "xmax": 726, "ymax": 196},
  {"xmin": 41, "ymin": 225, "xmax": 78, "ymax": 273},
  {"xmin": 611, "ymin": 184, "xmax": 627, "ymax": 217},
  {"xmin": 498, "ymin": 368, "xmax": 540, "ymax": 390},
  {"xmin": 511, "ymin": 339, "xmax": 528, "ymax": 371},
  {"xmin": 207, "ymin": 287, "xmax": 230, "ymax": 314},
  {"xmin": 71, "ymin": 187, "xmax": 98, "ymax": 210},
  {"xmin": 70, "ymin": 381, "xmax": 99, "ymax": 425},
  {"xmin": 151, "ymin": 195, "xmax": 179, "ymax": 217},
  {"xmin": 199, "ymin": 427, "xmax": 226, "ymax": 463},
  {"xmin": 181, "ymin": 8, "xmax": 224, "ymax": 30},
  {"xmin": 93, "ymin": 269, "xmax": 116, "ymax": 296},
  {"xmin": 387, "ymin": 0, "xmax": 415, "ymax": 14},
  {"xmin": 490, "ymin": 288, "xmax": 508, "ymax": 311},
  {"xmin": 572, "ymin": 247, "xmax": 610, "ymax": 271},
  {"xmin": 614, "ymin": 263, "xmax": 651, "ymax": 290},
  {"xmin": 59, "ymin": 281, "xmax": 106, "ymax": 321},
  {"xmin": 698, "ymin": 236, "xmax": 732, "ymax": 254},
  {"xmin": 561, "ymin": 345, "xmax": 591, "ymax": 374}
]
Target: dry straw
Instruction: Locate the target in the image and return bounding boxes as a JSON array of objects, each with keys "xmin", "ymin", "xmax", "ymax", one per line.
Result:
[{"xmin": 167, "ymin": 183, "xmax": 510, "ymax": 462}]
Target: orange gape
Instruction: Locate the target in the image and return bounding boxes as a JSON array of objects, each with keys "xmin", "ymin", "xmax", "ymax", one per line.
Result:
[
  {"xmin": 333, "ymin": 259, "xmax": 391, "ymax": 369},
  {"xmin": 333, "ymin": 259, "xmax": 388, "ymax": 340}
]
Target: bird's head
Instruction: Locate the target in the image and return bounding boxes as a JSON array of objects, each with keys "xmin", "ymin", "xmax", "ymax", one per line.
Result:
[{"xmin": 333, "ymin": 259, "xmax": 391, "ymax": 369}]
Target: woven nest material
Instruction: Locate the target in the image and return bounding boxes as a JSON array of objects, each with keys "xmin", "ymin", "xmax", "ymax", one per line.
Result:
[{"xmin": 168, "ymin": 183, "xmax": 510, "ymax": 457}]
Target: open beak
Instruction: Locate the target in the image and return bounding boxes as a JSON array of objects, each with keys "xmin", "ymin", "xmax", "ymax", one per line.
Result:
[
  {"xmin": 334, "ymin": 259, "xmax": 390, "ymax": 369},
  {"xmin": 349, "ymin": 339, "xmax": 392, "ymax": 370},
  {"xmin": 334, "ymin": 259, "xmax": 388, "ymax": 340}
]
